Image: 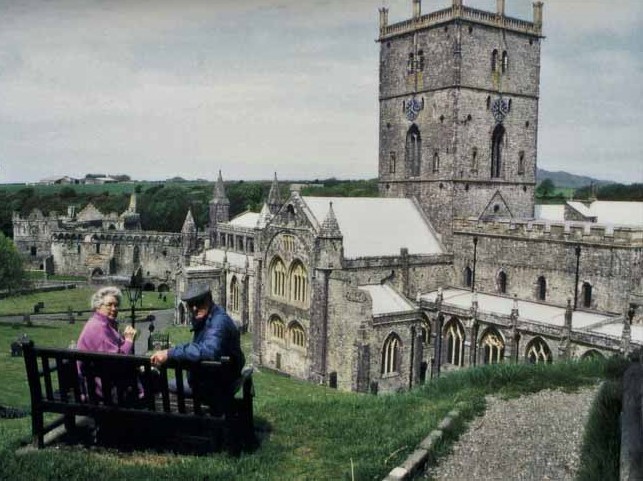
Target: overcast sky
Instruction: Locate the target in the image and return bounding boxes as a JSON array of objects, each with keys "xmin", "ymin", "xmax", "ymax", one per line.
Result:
[{"xmin": 0, "ymin": 0, "xmax": 641, "ymax": 184}]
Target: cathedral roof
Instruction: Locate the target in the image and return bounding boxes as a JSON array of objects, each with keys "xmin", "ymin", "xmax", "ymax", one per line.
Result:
[
  {"xmin": 567, "ymin": 200, "xmax": 643, "ymax": 226},
  {"xmin": 302, "ymin": 196, "xmax": 445, "ymax": 258},
  {"xmin": 229, "ymin": 211, "xmax": 260, "ymax": 228},
  {"xmin": 359, "ymin": 284, "xmax": 417, "ymax": 316}
]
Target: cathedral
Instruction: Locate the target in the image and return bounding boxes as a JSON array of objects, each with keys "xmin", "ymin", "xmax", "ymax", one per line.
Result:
[{"xmin": 13, "ymin": 0, "xmax": 643, "ymax": 393}]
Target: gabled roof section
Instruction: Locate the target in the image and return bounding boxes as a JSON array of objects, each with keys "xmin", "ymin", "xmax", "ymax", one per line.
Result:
[
  {"xmin": 229, "ymin": 211, "xmax": 260, "ymax": 228},
  {"xmin": 479, "ymin": 191, "xmax": 513, "ymax": 220},
  {"xmin": 76, "ymin": 203, "xmax": 104, "ymax": 222},
  {"xmin": 568, "ymin": 200, "xmax": 643, "ymax": 226},
  {"xmin": 302, "ymin": 196, "xmax": 445, "ymax": 258},
  {"xmin": 359, "ymin": 284, "xmax": 416, "ymax": 316}
]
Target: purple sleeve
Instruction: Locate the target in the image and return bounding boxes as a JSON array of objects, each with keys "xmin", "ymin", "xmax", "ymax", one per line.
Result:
[{"xmin": 77, "ymin": 317, "xmax": 132, "ymax": 354}]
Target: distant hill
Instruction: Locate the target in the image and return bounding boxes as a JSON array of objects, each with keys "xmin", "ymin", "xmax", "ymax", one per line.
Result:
[{"xmin": 536, "ymin": 169, "xmax": 614, "ymax": 189}]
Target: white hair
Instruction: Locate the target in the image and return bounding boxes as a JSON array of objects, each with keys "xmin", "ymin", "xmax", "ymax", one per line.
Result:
[{"xmin": 91, "ymin": 286, "xmax": 123, "ymax": 310}]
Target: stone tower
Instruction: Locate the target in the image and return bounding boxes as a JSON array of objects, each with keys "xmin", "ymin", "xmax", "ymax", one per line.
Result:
[
  {"xmin": 377, "ymin": 0, "xmax": 543, "ymax": 244},
  {"xmin": 209, "ymin": 170, "xmax": 230, "ymax": 245}
]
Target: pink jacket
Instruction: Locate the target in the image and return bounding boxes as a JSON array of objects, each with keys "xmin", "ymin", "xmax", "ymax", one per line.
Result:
[{"xmin": 77, "ymin": 311, "xmax": 133, "ymax": 355}]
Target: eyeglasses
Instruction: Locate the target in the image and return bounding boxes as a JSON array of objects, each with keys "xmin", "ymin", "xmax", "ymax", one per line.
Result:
[{"xmin": 186, "ymin": 298, "xmax": 208, "ymax": 309}]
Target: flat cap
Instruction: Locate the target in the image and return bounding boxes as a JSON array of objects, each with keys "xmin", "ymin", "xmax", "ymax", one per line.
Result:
[{"xmin": 181, "ymin": 283, "xmax": 211, "ymax": 303}]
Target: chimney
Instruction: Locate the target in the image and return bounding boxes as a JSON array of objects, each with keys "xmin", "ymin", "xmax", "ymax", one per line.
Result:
[{"xmin": 412, "ymin": 0, "xmax": 421, "ymax": 19}]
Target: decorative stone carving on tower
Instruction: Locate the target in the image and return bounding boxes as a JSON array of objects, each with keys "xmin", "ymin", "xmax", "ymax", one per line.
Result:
[
  {"xmin": 267, "ymin": 172, "xmax": 283, "ymax": 215},
  {"xmin": 181, "ymin": 209, "xmax": 198, "ymax": 261},
  {"xmin": 209, "ymin": 170, "xmax": 230, "ymax": 246},
  {"xmin": 317, "ymin": 202, "xmax": 343, "ymax": 270}
]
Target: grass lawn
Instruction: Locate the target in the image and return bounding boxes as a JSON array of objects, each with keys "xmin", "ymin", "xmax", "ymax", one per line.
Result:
[
  {"xmin": 0, "ymin": 319, "xmax": 626, "ymax": 480},
  {"xmin": 0, "ymin": 287, "xmax": 175, "ymax": 316}
]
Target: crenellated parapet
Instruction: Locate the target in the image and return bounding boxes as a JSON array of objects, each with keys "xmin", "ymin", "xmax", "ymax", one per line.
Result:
[
  {"xmin": 378, "ymin": 1, "xmax": 543, "ymax": 41},
  {"xmin": 453, "ymin": 217, "xmax": 643, "ymax": 248},
  {"xmin": 51, "ymin": 230, "xmax": 181, "ymax": 246}
]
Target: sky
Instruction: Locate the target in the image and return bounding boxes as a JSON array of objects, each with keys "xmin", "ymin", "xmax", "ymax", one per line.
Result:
[{"xmin": 0, "ymin": 0, "xmax": 641, "ymax": 184}]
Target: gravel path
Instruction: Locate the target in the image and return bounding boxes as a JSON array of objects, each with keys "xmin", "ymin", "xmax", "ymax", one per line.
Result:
[{"xmin": 425, "ymin": 384, "xmax": 600, "ymax": 481}]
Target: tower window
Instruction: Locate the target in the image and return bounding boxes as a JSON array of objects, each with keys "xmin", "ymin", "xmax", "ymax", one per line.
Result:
[
  {"xmin": 518, "ymin": 151, "xmax": 525, "ymax": 175},
  {"xmin": 581, "ymin": 282, "xmax": 592, "ymax": 308},
  {"xmin": 491, "ymin": 49, "xmax": 499, "ymax": 72},
  {"xmin": 501, "ymin": 51, "xmax": 508, "ymax": 73},
  {"xmin": 471, "ymin": 147, "xmax": 478, "ymax": 172},
  {"xmin": 417, "ymin": 50, "xmax": 425, "ymax": 71},
  {"xmin": 486, "ymin": 96, "xmax": 491, "ymax": 110},
  {"xmin": 464, "ymin": 266, "xmax": 472, "ymax": 287},
  {"xmin": 497, "ymin": 270, "xmax": 508, "ymax": 294},
  {"xmin": 537, "ymin": 276, "xmax": 546, "ymax": 301},
  {"xmin": 491, "ymin": 124, "xmax": 505, "ymax": 178},
  {"xmin": 389, "ymin": 152, "xmax": 396, "ymax": 173},
  {"xmin": 405, "ymin": 125, "xmax": 422, "ymax": 177},
  {"xmin": 432, "ymin": 153, "xmax": 440, "ymax": 173}
]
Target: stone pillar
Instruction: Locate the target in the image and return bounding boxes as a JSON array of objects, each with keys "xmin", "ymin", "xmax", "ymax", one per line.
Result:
[
  {"xmin": 400, "ymin": 247, "xmax": 409, "ymax": 298},
  {"xmin": 379, "ymin": 7, "xmax": 389, "ymax": 32},
  {"xmin": 559, "ymin": 299, "xmax": 573, "ymax": 360},
  {"xmin": 533, "ymin": 1, "xmax": 544, "ymax": 30},
  {"xmin": 497, "ymin": 0, "xmax": 505, "ymax": 16},
  {"xmin": 412, "ymin": 330, "xmax": 424, "ymax": 387},
  {"xmin": 310, "ymin": 269, "xmax": 331, "ymax": 384},
  {"xmin": 252, "ymin": 258, "xmax": 263, "ymax": 366},
  {"xmin": 412, "ymin": 0, "xmax": 421, "ymax": 19},
  {"xmin": 353, "ymin": 328, "xmax": 371, "ymax": 393}
]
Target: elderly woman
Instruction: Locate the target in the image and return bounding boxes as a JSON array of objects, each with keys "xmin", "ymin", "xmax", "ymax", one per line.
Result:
[{"xmin": 77, "ymin": 286, "xmax": 137, "ymax": 354}]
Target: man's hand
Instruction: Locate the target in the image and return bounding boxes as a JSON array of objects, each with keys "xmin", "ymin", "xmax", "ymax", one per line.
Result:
[{"xmin": 150, "ymin": 349, "xmax": 169, "ymax": 366}]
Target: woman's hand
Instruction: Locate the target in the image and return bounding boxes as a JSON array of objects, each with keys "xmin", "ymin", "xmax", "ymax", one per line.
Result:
[
  {"xmin": 150, "ymin": 349, "xmax": 169, "ymax": 366},
  {"xmin": 123, "ymin": 325, "xmax": 137, "ymax": 342}
]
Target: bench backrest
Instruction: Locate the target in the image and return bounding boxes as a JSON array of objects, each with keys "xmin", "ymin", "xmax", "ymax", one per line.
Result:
[{"xmin": 21, "ymin": 341, "xmax": 242, "ymax": 416}]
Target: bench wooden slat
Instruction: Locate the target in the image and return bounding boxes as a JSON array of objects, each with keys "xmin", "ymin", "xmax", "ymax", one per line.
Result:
[{"xmin": 21, "ymin": 341, "xmax": 255, "ymax": 452}]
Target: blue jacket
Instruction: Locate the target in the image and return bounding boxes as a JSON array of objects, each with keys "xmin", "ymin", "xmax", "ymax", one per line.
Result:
[{"xmin": 168, "ymin": 304, "xmax": 245, "ymax": 375}]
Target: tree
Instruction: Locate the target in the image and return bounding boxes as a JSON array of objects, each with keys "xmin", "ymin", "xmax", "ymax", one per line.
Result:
[
  {"xmin": 536, "ymin": 179, "xmax": 555, "ymax": 198},
  {"xmin": 0, "ymin": 232, "xmax": 27, "ymax": 292}
]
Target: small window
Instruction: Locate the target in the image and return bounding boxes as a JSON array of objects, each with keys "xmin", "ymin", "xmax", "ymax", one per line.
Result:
[
  {"xmin": 518, "ymin": 151, "xmax": 525, "ymax": 175},
  {"xmin": 464, "ymin": 266, "xmax": 472, "ymax": 287},
  {"xmin": 501, "ymin": 51, "xmax": 508, "ymax": 73},
  {"xmin": 491, "ymin": 49, "xmax": 498, "ymax": 72},
  {"xmin": 471, "ymin": 147, "xmax": 478, "ymax": 172},
  {"xmin": 581, "ymin": 282, "xmax": 592, "ymax": 308},
  {"xmin": 389, "ymin": 151, "xmax": 396, "ymax": 173},
  {"xmin": 498, "ymin": 271, "xmax": 507, "ymax": 294},
  {"xmin": 537, "ymin": 276, "xmax": 546, "ymax": 301},
  {"xmin": 432, "ymin": 153, "xmax": 440, "ymax": 173}
]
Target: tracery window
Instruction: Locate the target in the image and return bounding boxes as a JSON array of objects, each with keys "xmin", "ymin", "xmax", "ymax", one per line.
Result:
[
  {"xmin": 382, "ymin": 333, "xmax": 401, "ymax": 374},
  {"xmin": 290, "ymin": 261, "xmax": 309, "ymax": 305},
  {"xmin": 270, "ymin": 257, "xmax": 287, "ymax": 299},
  {"xmin": 526, "ymin": 337, "xmax": 552, "ymax": 364},
  {"xmin": 269, "ymin": 316, "xmax": 285, "ymax": 340},
  {"xmin": 282, "ymin": 235, "xmax": 295, "ymax": 252},
  {"xmin": 289, "ymin": 322, "xmax": 306, "ymax": 348},
  {"xmin": 406, "ymin": 125, "xmax": 422, "ymax": 177},
  {"xmin": 480, "ymin": 329, "xmax": 505, "ymax": 364},
  {"xmin": 445, "ymin": 318, "xmax": 465, "ymax": 366},
  {"xmin": 230, "ymin": 276, "xmax": 240, "ymax": 314}
]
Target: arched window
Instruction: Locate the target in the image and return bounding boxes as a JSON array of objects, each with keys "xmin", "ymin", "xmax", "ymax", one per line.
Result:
[
  {"xmin": 270, "ymin": 257, "xmax": 287, "ymax": 299},
  {"xmin": 445, "ymin": 317, "xmax": 465, "ymax": 366},
  {"xmin": 230, "ymin": 276, "xmax": 240, "ymax": 313},
  {"xmin": 289, "ymin": 322, "xmax": 306, "ymax": 348},
  {"xmin": 518, "ymin": 151, "xmax": 525, "ymax": 175},
  {"xmin": 269, "ymin": 316, "xmax": 285, "ymax": 340},
  {"xmin": 406, "ymin": 125, "xmax": 422, "ymax": 177},
  {"xmin": 497, "ymin": 271, "xmax": 508, "ymax": 294},
  {"xmin": 382, "ymin": 333, "xmax": 401, "ymax": 374},
  {"xmin": 526, "ymin": 337, "xmax": 552, "ymax": 364},
  {"xmin": 464, "ymin": 266, "xmax": 473, "ymax": 288},
  {"xmin": 581, "ymin": 349, "xmax": 604, "ymax": 361},
  {"xmin": 537, "ymin": 276, "xmax": 546, "ymax": 301},
  {"xmin": 133, "ymin": 245, "xmax": 140, "ymax": 264},
  {"xmin": 389, "ymin": 152, "xmax": 396, "ymax": 173},
  {"xmin": 491, "ymin": 49, "xmax": 499, "ymax": 72},
  {"xmin": 581, "ymin": 282, "xmax": 592, "ymax": 308},
  {"xmin": 480, "ymin": 328, "xmax": 505, "ymax": 364},
  {"xmin": 290, "ymin": 261, "xmax": 309, "ymax": 305},
  {"xmin": 491, "ymin": 124, "xmax": 505, "ymax": 178},
  {"xmin": 432, "ymin": 152, "xmax": 440, "ymax": 173},
  {"xmin": 501, "ymin": 51, "xmax": 508, "ymax": 73}
]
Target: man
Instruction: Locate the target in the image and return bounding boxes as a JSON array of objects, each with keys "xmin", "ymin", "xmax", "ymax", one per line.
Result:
[{"xmin": 150, "ymin": 283, "xmax": 244, "ymax": 396}]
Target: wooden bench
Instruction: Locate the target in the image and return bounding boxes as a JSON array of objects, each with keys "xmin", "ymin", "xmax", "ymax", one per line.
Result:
[{"xmin": 21, "ymin": 341, "xmax": 255, "ymax": 453}]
